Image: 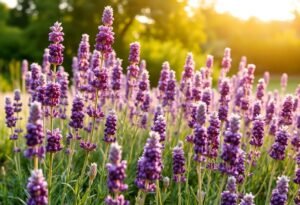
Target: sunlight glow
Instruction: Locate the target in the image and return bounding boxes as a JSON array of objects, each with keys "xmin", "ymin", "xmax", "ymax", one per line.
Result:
[{"xmin": 189, "ymin": 0, "xmax": 299, "ymax": 21}]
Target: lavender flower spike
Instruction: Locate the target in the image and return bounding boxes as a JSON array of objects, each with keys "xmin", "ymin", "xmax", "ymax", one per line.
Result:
[
  {"xmin": 128, "ymin": 42, "xmax": 140, "ymax": 64},
  {"xmin": 270, "ymin": 176, "xmax": 289, "ymax": 205},
  {"xmin": 172, "ymin": 141, "xmax": 186, "ymax": 183},
  {"xmin": 135, "ymin": 131, "xmax": 163, "ymax": 192},
  {"xmin": 240, "ymin": 193, "xmax": 255, "ymax": 205},
  {"xmin": 269, "ymin": 126, "xmax": 290, "ymax": 160},
  {"xmin": 105, "ymin": 142, "xmax": 129, "ymax": 205},
  {"xmin": 24, "ymin": 102, "xmax": 44, "ymax": 159},
  {"xmin": 48, "ymin": 22, "xmax": 64, "ymax": 65},
  {"xmin": 5, "ymin": 97, "xmax": 17, "ymax": 128},
  {"xmin": 26, "ymin": 169, "xmax": 48, "ymax": 205},
  {"xmin": 221, "ymin": 176, "xmax": 238, "ymax": 205},
  {"xmin": 103, "ymin": 110, "xmax": 117, "ymax": 143},
  {"xmin": 250, "ymin": 115, "xmax": 265, "ymax": 147},
  {"xmin": 102, "ymin": 6, "xmax": 114, "ymax": 26},
  {"xmin": 46, "ymin": 128, "xmax": 63, "ymax": 153}
]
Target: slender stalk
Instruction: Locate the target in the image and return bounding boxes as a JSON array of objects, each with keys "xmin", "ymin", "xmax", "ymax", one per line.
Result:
[
  {"xmin": 75, "ymin": 152, "xmax": 89, "ymax": 204},
  {"xmin": 215, "ymin": 176, "xmax": 226, "ymax": 205},
  {"xmin": 48, "ymin": 153, "xmax": 54, "ymax": 205},
  {"xmin": 178, "ymin": 181, "xmax": 182, "ymax": 205},
  {"xmin": 197, "ymin": 164, "xmax": 203, "ymax": 205},
  {"xmin": 156, "ymin": 180, "xmax": 163, "ymax": 205},
  {"xmin": 266, "ymin": 162, "xmax": 278, "ymax": 203},
  {"xmin": 240, "ymin": 147, "xmax": 257, "ymax": 193},
  {"xmin": 185, "ymin": 145, "xmax": 193, "ymax": 204}
]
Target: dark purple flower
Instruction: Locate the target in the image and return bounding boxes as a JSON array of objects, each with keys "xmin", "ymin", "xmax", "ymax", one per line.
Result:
[
  {"xmin": 44, "ymin": 82, "xmax": 61, "ymax": 107},
  {"xmin": 135, "ymin": 132, "xmax": 163, "ymax": 192},
  {"xmin": 48, "ymin": 22, "xmax": 64, "ymax": 65},
  {"xmin": 192, "ymin": 71, "xmax": 202, "ymax": 101},
  {"xmin": 128, "ymin": 42, "xmax": 140, "ymax": 64},
  {"xmin": 69, "ymin": 95, "xmax": 85, "ymax": 132},
  {"xmin": 250, "ymin": 115, "xmax": 265, "ymax": 147},
  {"xmin": 193, "ymin": 124, "xmax": 207, "ymax": 162},
  {"xmin": 105, "ymin": 195, "xmax": 129, "ymax": 205},
  {"xmin": 30, "ymin": 63, "xmax": 41, "ymax": 101},
  {"xmin": 291, "ymin": 131, "xmax": 300, "ymax": 152},
  {"xmin": 151, "ymin": 114, "xmax": 166, "ymax": 142},
  {"xmin": 252, "ymin": 100, "xmax": 262, "ymax": 120},
  {"xmin": 279, "ymin": 95, "xmax": 294, "ymax": 126},
  {"xmin": 195, "ymin": 102, "xmax": 207, "ymax": 126},
  {"xmin": 77, "ymin": 34, "xmax": 90, "ymax": 72},
  {"xmin": 269, "ymin": 126, "xmax": 290, "ymax": 160},
  {"xmin": 46, "ymin": 129, "xmax": 62, "ymax": 153},
  {"xmin": 172, "ymin": 141, "xmax": 186, "ymax": 183},
  {"xmin": 104, "ymin": 110, "xmax": 117, "ymax": 143},
  {"xmin": 221, "ymin": 176, "xmax": 237, "ymax": 205},
  {"xmin": 256, "ymin": 78, "xmax": 265, "ymax": 102},
  {"xmin": 80, "ymin": 140, "xmax": 97, "ymax": 152},
  {"xmin": 294, "ymin": 166, "xmax": 300, "ymax": 184},
  {"xmin": 106, "ymin": 143, "xmax": 128, "ymax": 194},
  {"xmin": 270, "ymin": 176, "xmax": 289, "ymax": 205},
  {"xmin": 182, "ymin": 53, "xmax": 194, "ymax": 80},
  {"xmin": 295, "ymin": 189, "xmax": 300, "ymax": 205},
  {"xmin": 265, "ymin": 99, "xmax": 275, "ymax": 125},
  {"xmin": 102, "ymin": 6, "xmax": 114, "ymax": 26},
  {"xmin": 163, "ymin": 70, "xmax": 176, "ymax": 107},
  {"xmin": 26, "ymin": 169, "xmax": 48, "ymax": 205},
  {"xmin": 269, "ymin": 118, "xmax": 278, "ymax": 136},
  {"xmin": 111, "ymin": 59, "xmax": 123, "ymax": 92},
  {"xmin": 24, "ymin": 102, "xmax": 44, "ymax": 159},
  {"xmin": 207, "ymin": 112, "xmax": 220, "ymax": 159},
  {"xmin": 5, "ymin": 97, "xmax": 17, "ymax": 128},
  {"xmin": 158, "ymin": 62, "xmax": 170, "ymax": 98},
  {"xmin": 202, "ymin": 88, "xmax": 211, "ymax": 112},
  {"xmin": 220, "ymin": 114, "xmax": 241, "ymax": 174},
  {"xmin": 95, "ymin": 25, "xmax": 114, "ymax": 57}
]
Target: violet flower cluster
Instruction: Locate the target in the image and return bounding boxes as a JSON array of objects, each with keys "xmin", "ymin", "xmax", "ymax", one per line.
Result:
[
  {"xmin": 135, "ymin": 132, "xmax": 163, "ymax": 192},
  {"xmin": 48, "ymin": 22, "xmax": 64, "ymax": 65},
  {"xmin": 26, "ymin": 169, "xmax": 48, "ymax": 205},
  {"xmin": 105, "ymin": 142, "xmax": 129, "ymax": 205},
  {"xmin": 270, "ymin": 176, "xmax": 289, "ymax": 205},
  {"xmin": 221, "ymin": 176, "xmax": 238, "ymax": 205},
  {"xmin": 172, "ymin": 141, "xmax": 186, "ymax": 183}
]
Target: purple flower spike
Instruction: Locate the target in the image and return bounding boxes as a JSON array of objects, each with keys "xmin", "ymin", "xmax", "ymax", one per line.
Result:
[
  {"xmin": 220, "ymin": 114, "xmax": 242, "ymax": 174},
  {"xmin": 106, "ymin": 142, "xmax": 128, "ymax": 205},
  {"xmin": 5, "ymin": 97, "xmax": 17, "ymax": 128},
  {"xmin": 48, "ymin": 22, "xmax": 64, "ymax": 65},
  {"xmin": 151, "ymin": 114, "xmax": 167, "ymax": 142},
  {"xmin": 128, "ymin": 42, "xmax": 140, "ymax": 64},
  {"xmin": 158, "ymin": 62, "xmax": 170, "ymax": 98},
  {"xmin": 252, "ymin": 100, "xmax": 262, "ymax": 120},
  {"xmin": 202, "ymin": 88, "xmax": 211, "ymax": 112},
  {"xmin": 163, "ymin": 70, "xmax": 176, "ymax": 107},
  {"xmin": 265, "ymin": 99, "xmax": 275, "ymax": 125},
  {"xmin": 221, "ymin": 47, "xmax": 232, "ymax": 73},
  {"xmin": 24, "ymin": 102, "xmax": 44, "ymax": 159},
  {"xmin": 135, "ymin": 131, "xmax": 163, "ymax": 192},
  {"xmin": 183, "ymin": 53, "xmax": 195, "ymax": 79},
  {"xmin": 240, "ymin": 193, "xmax": 255, "ymax": 205},
  {"xmin": 95, "ymin": 25, "xmax": 114, "ymax": 57},
  {"xmin": 193, "ymin": 122, "xmax": 208, "ymax": 163},
  {"xmin": 279, "ymin": 95, "xmax": 294, "ymax": 126},
  {"xmin": 44, "ymin": 82, "xmax": 61, "ymax": 107},
  {"xmin": 250, "ymin": 115, "xmax": 265, "ymax": 147},
  {"xmin": 42, "ymin": 48, "xmax": 50, "ymax": 74},
  {"xmin": 105, "ymin": 195, "xmax": 129, "ymax": 205},
  {"xmin": 269, "ymin": 126, "xmax": 290, "ymax": 160},
  {"xmin": 196, "ymin": 102, "xmax": 207, "ymax": 126},
  {"xmin": 207, "ymin": 112, "xmax": 221, "ymax": 159},
  {"xmin": 256, "ymin": 78, "xmax": 265, "ymax": 102},
  {"xmin": 172, "ymin": 141, "xmax": 186, "ymax": 183},
  {"xmin": 104, "ymin": 110, "xmax": 117, "ymax": 143},
  {"xmin": 206, "ymin": 54, "xmax": 214, "ymax": 69},
  {"xmin": 102, "ymin": 6, "xmax": 114, "ymax": 26},
  {"xmin": 46, "ymin": 129, "xmax": 63, "ymax": 153},
  {"xmin": 221, "ymin": 176, "xmax": 238, "ymax": 205},
  {"xmin": 26, "ymin": 169, "xmax": 48, "ymax": 205},
  {"xmin": 270, "ymin": 176, "xmax": 289, "ymax": 205},
  {"xmin": 78, "ymin": 34, "xmax": 90, "ymax": 72},
  {"xmin": 69, "ymin": 95, "xmax": 84, "ymax": 132},
  {"xmin": 111, "ymin": 59, "xmax": 123, "ymax": 93}
]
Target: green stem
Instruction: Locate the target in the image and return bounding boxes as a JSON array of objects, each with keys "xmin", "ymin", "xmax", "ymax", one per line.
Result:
[
  {"xmin": 156, "ymin": 180, "xmax": 163, "ymax": 205},
  {"xmin": 266, "ymin": 162, "xmax": 277, "ymax": 204},
  {"xmin": 75, "ymin": 153, "xmax": 90, "ymax": 204},
  {"xmin": 48, "ymin": 153, "xmax": 54, "ymax": 205},
  {"xmin": 215, "ymin": 176, "xmax": 226, "ymax": 205},
  {"xmin": 178, "ymin": 181, "xmax": 182, "ymax": 205},
  {"xmin": 185, "ymin": 145, "xmax": 192, "ymax": 204},
  {"xmin": 197, "ymin": 164, "xmax": 203, "ymax": 205}
]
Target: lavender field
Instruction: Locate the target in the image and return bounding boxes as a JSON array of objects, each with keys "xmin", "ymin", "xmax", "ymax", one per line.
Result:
[{"xmin": 1, "ymin": 5, "xmax": 300, "ymax": 205}]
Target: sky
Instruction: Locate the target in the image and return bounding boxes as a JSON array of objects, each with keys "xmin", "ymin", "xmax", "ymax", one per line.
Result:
[{"xmin": 1, "ymin": 0, "xmax": 300, "ymax": 22}]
